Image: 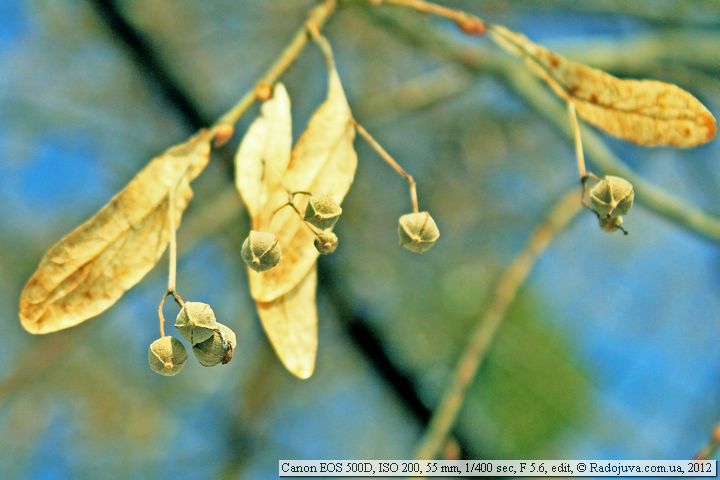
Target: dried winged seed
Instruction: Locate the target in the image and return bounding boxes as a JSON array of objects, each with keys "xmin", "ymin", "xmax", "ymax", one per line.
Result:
[
  {"xmin": 314, "ymin": 231, "xmax": 338, "ymax": 255},
  {"xmin": 398, "ymin": 212, "xmax": 440, "ymax": 253},
  {"xmin": 148, "ymin": 336, "xmax": 188, "ymax": 376},
  {"xmin": 241, "ymin": 230, "xmax": 282, "ymax": 272},
  {"xmin": 248, "ymin": 64, "xmax": 357, "ymax": 304},
  {"xmin": 174, "ymin": 302, "xmax": 218, "ymax": 345},
  {"xmin": 193, "ymin": 323, "xmax": 237, "ymax": 367},
  {"xmin": 304, "ymin": 195, "xmax": 342, "ymax": 230},
  {"xmin": 245, "ymin": 46, "xmax": 356, "ymax": 379}
]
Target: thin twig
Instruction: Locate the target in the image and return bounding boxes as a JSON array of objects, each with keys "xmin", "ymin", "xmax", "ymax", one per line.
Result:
[
  {"xmin": 363, "ymin": 9, "xmax": 720, "ymax": 243},
  {"xmin": 214, "ymin": 0, "xmax": 337, "ymax": 128},
  {"xmin": 307, "ymin": 23, "xmax": 335, "ymax": 69},
  {"xmin": 694, "ymin": 423, "xmax": 720, "ymax": 460},
  {"xmin": 157, "ymin": 291, "xmax": 167, "ymax": 337},
  {"xmin": 368, "ymin": 0, "xmax": 485, "ymax": 34},
  {"xmin": 354, "ymin": 120, "xmax": 419, "ymax": 213},
  {"xmin": 415, "ymin": 189, "xmax": 582, "ymax": 460},
  {"xmin": 157, "ymin": 287, "xmax": 185, "ymax": 338},
  {"xmin": 289, "ymin": 202, "xmax": 324, "ymax": 238},
  {"xmin": 567, "ymin": 102, "xmax": 587, "ymax": 180}
]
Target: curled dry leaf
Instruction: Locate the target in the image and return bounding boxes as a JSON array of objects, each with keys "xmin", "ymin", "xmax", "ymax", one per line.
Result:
[
  {"xmin": 19, "ymin": 129, "xmax": 215, "ymax": 334},
  {"xmin": 235, "ymin": 66, "xmax": 357, "ymax": 378},
  {"xmin": 490, "ymin": 25, "xmax": 717, "ymax": 147}
]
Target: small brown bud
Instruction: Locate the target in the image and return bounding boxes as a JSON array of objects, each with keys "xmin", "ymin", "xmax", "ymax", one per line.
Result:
[
  {"xmin": 457, "ymin": 18, "xmax": 486, "ymax": 36},
  {"xmin": 193, "ymin": 323, "xmax": 237, "ymax": 367},
  {"xmin": 241, "ymin": 230, "xmax": 282, "ymax": 272},
  {"xmin": 304, "ymin": 195, "xmax": 342, "ymax": 230},
  {"xmin": 314, "ymin": 231, "xmax": 338, "ymax": 255},
  {"xmin": 174, "ymin": 302, "xmax": 218, "ymax": 345},
  {"xmin": 255, "ymin": 82, "xmax": 272, "ymax": 101},
  {"xmin": 213, "ymin": 124, "xmax": 234, "ymax": 147},
  {"xmin": 148, "ymin": 336, "xmax": 188, "ymax": 376},
  {"xmin": 398, "ymin": 211, "xmax": 440, "ymax": 253}
]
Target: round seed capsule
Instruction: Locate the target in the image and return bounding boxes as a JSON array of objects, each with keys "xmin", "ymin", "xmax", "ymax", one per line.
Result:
[
  {"xmin": 599, "ymin": 214, "xmax": 624, "ymax": 233},
  {"xmin": 174, "ymin": 302, "xmax": 218, "ymax": 345},
  {"xmin": 193, "ymin": 323, "xmax": 237, "ymax": 367},
  {"xmin": 314, "ymin": 231, "xmax": 338, "ymax": 255},
  {"xmin": 398, "ymin": 211, "xmax": 440, "ymax": 253},
  {"xmin": 241, "ymin": 230, "xmax": 282, "ymax": 272},
  {"xmin": 303, "ymin": 195, "xmax": 342, "ymax": 230},
  {"xmin": 148, "ymin": 336, "xmax": 188, "ymax": 376},
  {"xmin": 590, "ymin": 176, "xmax": 634, "ymax": 233},
  {"xmin": 590, "ymin": 176, "xmax": 634, "ymax": 218}
]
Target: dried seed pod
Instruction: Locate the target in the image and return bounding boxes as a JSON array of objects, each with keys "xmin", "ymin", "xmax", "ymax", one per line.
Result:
[
  {"xmin": 174, "ymin": 302, "xmax": 218, "ymax": 345},
  {"xmin": 589, "ymin": 175, "xmax": 634, "ymax": 233},
  {"xmin": 148, "ymin": 336, "xmax": 188, "ymax": 376},
  {"xmin": 314, "ymin": 231, "xmax": 338, "ymax": 255},
  {"xmin": 241, "ymin": 230, "xmax": 282, "ymax": 272},
  {"xmin": 193, "ymin": 323, "xmax": 237, "ymax": 367},
  {"xmin": 398, "ymin": 211, "xmax": 440, "ymax": 253},
  {"xmin": 599, "ymin": 214, "xmax": 625, "ymax": 233},
  {"xmin": 303, "ymin": 195, "xmax": 342, "ymax": 230}
]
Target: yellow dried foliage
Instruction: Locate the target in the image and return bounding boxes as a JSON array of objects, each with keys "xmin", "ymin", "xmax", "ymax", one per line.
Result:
[
  {"xmin": 19, "ymin": 129, "xmax": 215, "ymax": 334},
  {"xmin": 256, "ymin": 269, "xmax": 318, "ymax": 379},
  {"xmin": 235, "ymin": 83, "xmax": 292, "ymax": 221},
  {"xmin": 235, "ymin": 68, "xmax": 357, "ymax": 378},
  {"xmin": 490, "ymin": 25, "xmax": 717, "ymax": 147}
]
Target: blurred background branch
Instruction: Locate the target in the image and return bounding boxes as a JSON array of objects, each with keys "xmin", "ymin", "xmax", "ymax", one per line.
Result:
[{"xmin": 415, "ymin": 188, "xmax": 582, "ymax": 460}]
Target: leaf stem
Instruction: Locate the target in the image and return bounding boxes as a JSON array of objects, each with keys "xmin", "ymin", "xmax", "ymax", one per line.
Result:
[
  {"xmin": 567, "ymin": 102, "xmax": 587, "ymax": 181},
  {"xmin": 214, "ymin": 0, "xmax": 337, "ymax": 128},
  {"xmin": 414, "ymin": 188, "xmax": 582, "ymax": 460},
  {"xmin": 354, "ymin": 120, "xmax": 419, "ymax": 213},
  {"xmin": 157, "ymin": 291, "xmax": 167, "ymax": 338},
  {"xmin": 157, "ymin": 287, "xmax": 185, "ymax": 338},
  {"xmin": 307, "ymin": 22, "xmax": 335, "ymax": 69},
  {"xmin": 290, "ymin": 202, "xmax": 325, "ymax": 238}
]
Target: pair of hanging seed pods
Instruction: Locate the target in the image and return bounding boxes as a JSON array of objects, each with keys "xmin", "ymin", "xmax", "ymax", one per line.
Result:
[
  {"xmin": 240, "ymin": 194, "xmax": 442, "ymax": 273},
  {"xmin": 148, "ymin": 302, "xmax": 237, "ymax": 376},
  {"xmin": 240, "ymin": 195, "xmax": 343, "ymax": 273}
]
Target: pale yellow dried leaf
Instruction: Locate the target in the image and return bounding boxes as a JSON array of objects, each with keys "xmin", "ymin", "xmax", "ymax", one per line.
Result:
[
  {"xmin": 256, "ymin": 267, "xmax": 318, "ymax": 379},
  {"xmin": 235, "ymin": 83, "xmax": 292, "ymax": 221},
  {"xmin": 250, "ymin": 67, "xmax": 357, "ymax": 302},
  {"xmin": 19, "ymin": 129, "xmax": 214, "ymax": 334},
  {"xmin": 237, "ymin": 61, "xmax": 356, "ymax": 378},
  {"xmin": 491, "ymin": 25, "xmax": 717, "ymax": 147}
]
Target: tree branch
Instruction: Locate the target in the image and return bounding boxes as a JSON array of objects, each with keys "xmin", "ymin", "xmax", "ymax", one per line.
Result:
[
  {"xmin": 362, "ymin": 6, "xmax": 720, "ymax": 243},
  {"xmin": 215, "ymin": 0, "xmax": 337, "ymax": 128},
  {"xmin": 415, "ymin": 188, "xmax": 582, "ymax": 460}
]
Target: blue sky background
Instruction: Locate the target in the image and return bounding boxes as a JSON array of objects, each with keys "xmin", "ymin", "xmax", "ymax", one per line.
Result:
[{"xmin": 1, "ymin": 1, "xmax": 719, "ymax": 479}]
